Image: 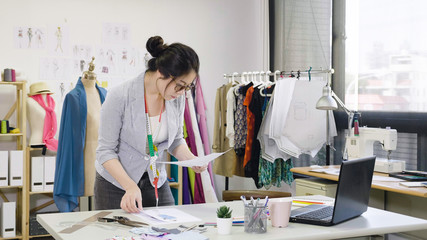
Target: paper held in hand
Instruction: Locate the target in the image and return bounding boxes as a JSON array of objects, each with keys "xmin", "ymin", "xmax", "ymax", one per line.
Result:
[{"xmin": 158, "ymin": 151, "xmax": 227, "ymax": 167}]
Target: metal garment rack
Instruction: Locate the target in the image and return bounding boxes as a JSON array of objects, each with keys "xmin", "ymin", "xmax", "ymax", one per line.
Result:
[
  {"xmin": 222, "ymin": 68, "xmax": 334, "ymax": 190},
  {"xmin": 223, "ymin": 69, "xmax": 333, "ymax": 79}
]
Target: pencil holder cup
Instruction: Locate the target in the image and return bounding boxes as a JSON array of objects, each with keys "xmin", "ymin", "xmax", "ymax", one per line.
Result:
[{"xmin": 244, "ymin": 205, "xmax": 267, "ymax": 234}]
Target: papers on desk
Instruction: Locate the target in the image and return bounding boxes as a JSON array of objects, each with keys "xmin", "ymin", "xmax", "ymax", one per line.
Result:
[
  {"xmin": 373, "ymin": 175, "xmax": 403, "ymax": 182},
  {"xmin": 132, "ymin": 208, "xmax": 201, "ymax": 226},
  {"xmin": 399, "ymin": 181, "xmax": 427, "ymax": 188},
  {"xmin": 309, "ymin": 168, "xmax": 340, "ymax": 175},
  {"xmin": 158, "ymin": 152, "xmax": 226, "ymax": 167},
  {"xmin": 292, "ymin": 195, "xmax": 335, "ymax": 206}
]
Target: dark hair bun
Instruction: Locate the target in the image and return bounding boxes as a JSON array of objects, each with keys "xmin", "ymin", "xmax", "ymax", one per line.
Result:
[{"xmin": 146, "ymin": 36, "xmax": 167, "ymax": 58}]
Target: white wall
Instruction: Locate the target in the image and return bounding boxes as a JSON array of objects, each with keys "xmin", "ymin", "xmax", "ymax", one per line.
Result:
[{"xmin": 0, "ymin": 0, "xmax": 290, "ymax": 206}]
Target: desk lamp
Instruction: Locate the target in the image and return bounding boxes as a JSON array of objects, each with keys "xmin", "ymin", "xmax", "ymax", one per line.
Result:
[{"xmin": 316, "ymin": 70, "xmax": 355, "ymax": 165}]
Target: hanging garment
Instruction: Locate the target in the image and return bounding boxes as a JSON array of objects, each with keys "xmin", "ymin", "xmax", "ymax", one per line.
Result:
[
  {"xmin": 257, "ymin": 88, "xmax": 294, "ymax": 189},
  {"xmin": 243, "ymin": 87, "xmax": 255, "ymax": 167},
  {"xmin": 189, "ymin": 82, "xmax": 218, "ymax": 203},
  {"xmin": 30, "ymin": 94, "xmax": 58, "ymax": 151},
  {"xmin": 258, "ymin": 93, "xmax": 291, "ymax": 163},
  {"xmin": 185, "ymin": 92, "xmax": 206, "ymax": 204},
  {"xmin": 225, "ymin": 86, "xmax": 237, "ymax": 147},
  {"xmin": 195, "ymin": 77, "xmax": 216, "ymax": 188},
  {"xmin": 270, "ymin": 79, "xmax": 337, "ymax": 158},
  {"xmin": 183, "ymin": 100, "xmax": 200, "ymax": 203},
  {"xmin": 245, "ymin": 86, "xmax": 275, "ymax": 186},
  {"xmin": 234, "ymin": 84, "xmax": 252, "ymax": 156},
  {"xmin": 212, "ymin": 84, "xmax": 239, "ymax": 177},
  {"xmin": 54, "ymin": 78, "xmax": 107, "ymax": 212},
  {"xmin": 258, "ymin": 158, "xmax": 294, "ymax": 189},
  {"xmin": 182, "ymin": 121, "xmax": 192, "ymax": 204}
]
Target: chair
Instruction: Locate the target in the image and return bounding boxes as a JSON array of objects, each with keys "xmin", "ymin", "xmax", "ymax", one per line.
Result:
[{"xmin": 222, "ymin": 190, "xmax": 291, "ymax": 201}]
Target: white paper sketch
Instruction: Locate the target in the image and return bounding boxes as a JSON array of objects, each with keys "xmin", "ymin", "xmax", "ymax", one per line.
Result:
[
  {"xmin": 34, "ymin": 28, "xmax": 46, "ymax": 48},
  {"xmin": 72, "ymin": 44, "xmax": 94, "ymax": 73},
  {"xmin": 39, "ymin": 57, "xmax": 73, "ymax": 81},
  {"xmin": 14, "ymin": 26, "xmax": 46, "ymax": 49},
  {"xmin": 132, "ymin": 208, "xmax": 201, "ymax": 226},
  {"xmin": 102, "ymin": 23, "xmax": 130, "ymax": 44},
  {"xmin": 47, "ymin": 25, "xmax": 70, "ymax": 56},
  {"xmin": 27, "ymin": 27, "xmax": 33, "ymax": 48}
]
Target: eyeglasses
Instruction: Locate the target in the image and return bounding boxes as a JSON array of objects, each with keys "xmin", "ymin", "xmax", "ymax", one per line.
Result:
[{"xmin": 174, "ymin": 80, "xmax": 196, "ymax": 92}]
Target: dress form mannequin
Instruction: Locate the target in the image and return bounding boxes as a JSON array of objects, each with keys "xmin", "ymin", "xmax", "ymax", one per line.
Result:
[
  {"xmin": 27, "ymin": 94, "xmax": 48, "ymax": 146},
  {"xmin": 82, "ymin": 57, "xmax": 102, "ymax": 196}
]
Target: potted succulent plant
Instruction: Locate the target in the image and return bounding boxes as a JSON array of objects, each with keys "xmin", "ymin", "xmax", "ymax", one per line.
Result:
[{"xmin": 216, "ymin": 205, "xmax": 233, "ymax": 235}]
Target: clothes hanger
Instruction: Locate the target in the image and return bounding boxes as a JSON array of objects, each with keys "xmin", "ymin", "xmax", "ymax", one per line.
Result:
[
  {"xmin": 234, "ymin": 72, "xmax": 248, "ymax": 95},
  {"xmin": 260, "ymin": 70, "xmax": 273, "ymax": 97},
  {"xmin": 253, "ymin": 71, "xmax": 264, "ymax": 88},
  {"xmin": 232, "ymin": 72, "xmax": 239, "ymax": 85}
]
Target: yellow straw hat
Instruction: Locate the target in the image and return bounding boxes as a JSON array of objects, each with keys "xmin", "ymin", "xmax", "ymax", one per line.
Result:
[{"xmin": 28, "ymin": 82, "xmax": 54, "ymax": 96}]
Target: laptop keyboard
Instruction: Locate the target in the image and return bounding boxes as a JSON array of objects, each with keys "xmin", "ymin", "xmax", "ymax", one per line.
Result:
[{"xmin": 297, "ymin": 206, "xmax": 333, "ymax": 220}]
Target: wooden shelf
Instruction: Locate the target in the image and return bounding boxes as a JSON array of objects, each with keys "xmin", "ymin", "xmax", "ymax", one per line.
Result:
[
  {"xmin": 29, "ymin": 234, "xmax": 50, "ymax": 239},
  {"xmin": 29, "ymin": 191, "xmax": 53, "ymax": 196},
  {"xmin": 0, "ymin": 133, "xmax": 24, "ymax": 137},
  {"xmin": 0, "ymin": 82, "xmax": 27, "ymax": 240},
  {"xmin": 0, "ymin": 81, "xmax": 25, "ymax": 85},
  {"xmin": 0, "ymin": 232, "xmax": 23, "ymax": 239},
  {"xmin": 0, "ymin": 185, "xmax": 23, "ymax": 189}
]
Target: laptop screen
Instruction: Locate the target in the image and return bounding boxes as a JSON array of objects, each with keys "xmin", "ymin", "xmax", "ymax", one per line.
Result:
[{"xmin": 332, "ymin": 156, "xmax": 376, "ymax": 224}]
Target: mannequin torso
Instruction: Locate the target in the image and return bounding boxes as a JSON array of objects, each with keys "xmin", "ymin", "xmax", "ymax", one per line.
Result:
[
  {"xmin": 82, "ymin": 77, "xmax": 102, "ymax": 196},
  {"xmin": 27, "ymin": 94, "xmax": 48, "ymax": 146}
]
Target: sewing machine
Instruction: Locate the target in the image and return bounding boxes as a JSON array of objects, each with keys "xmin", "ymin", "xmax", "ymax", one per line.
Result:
[{"xmin": 345, "ymin": 127, "xmax": 405, "ymax": 173}]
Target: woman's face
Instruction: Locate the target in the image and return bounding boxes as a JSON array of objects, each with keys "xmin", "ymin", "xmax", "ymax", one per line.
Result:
[{"xmin": 157, "ymin": 70, "xmax": 197, "ymax": 101}]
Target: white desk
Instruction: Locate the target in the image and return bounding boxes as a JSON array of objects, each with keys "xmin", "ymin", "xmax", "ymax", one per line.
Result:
[{"xmin": 38, "ymin": 200, "xmax": 427, "ymax": 240}]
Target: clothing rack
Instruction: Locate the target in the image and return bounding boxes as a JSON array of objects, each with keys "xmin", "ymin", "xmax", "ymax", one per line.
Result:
[
  {"xmin": 222, "ymin": 68, "xmax": 334, "ymax": 191},
  {"xmin": 223, "ymin": 68, "xmax": 333, "ymax": 80}
]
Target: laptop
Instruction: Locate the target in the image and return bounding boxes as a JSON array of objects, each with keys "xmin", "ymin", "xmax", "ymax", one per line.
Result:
[{"xmin": 290, "ymin": 156, "xmax": 376, "ymax": 226}]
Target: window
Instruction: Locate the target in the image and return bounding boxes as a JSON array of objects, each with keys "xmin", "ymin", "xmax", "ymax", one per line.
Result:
[
  {"xmin": 345, "ymin": 0, "xmax": 427, "ymax": 112},
  {"xmin": 333, "ymin": 0, "xmax": 427, "ymax": 170}
]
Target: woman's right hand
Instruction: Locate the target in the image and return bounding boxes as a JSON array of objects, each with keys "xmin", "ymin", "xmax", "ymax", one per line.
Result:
[{"xmin": 121, "ymin": 184, "xmax": 143, "ymax": 213}]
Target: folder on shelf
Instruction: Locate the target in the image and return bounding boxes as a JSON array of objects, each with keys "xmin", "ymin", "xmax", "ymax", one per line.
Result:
[
  {"xmin": 1, "ymin": 201, "xmax": 16, "ymax": 238},
  {"xmin": 31, "ymin": 156, "xmax": 44, "ymax": 192},
  {"xmin": 9, "ymin": 150, "xmax": 23, "ymax": 186},
  {"xmin": 0, "ymin": 151, "xmax": 8, "ymax": 186},
  {"xmin": 43, "ymin": 156, "xmax": 56, "ymax": 191}
]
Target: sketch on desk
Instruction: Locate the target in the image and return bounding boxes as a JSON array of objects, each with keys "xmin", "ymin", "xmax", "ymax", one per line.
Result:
[{"xmin": 133, "ymin": 208, "xmax": 201, "ymax": 226}]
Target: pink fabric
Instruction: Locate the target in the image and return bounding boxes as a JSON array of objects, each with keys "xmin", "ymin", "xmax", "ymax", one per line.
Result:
[
  {"xmin": 184, "ymin": 99, "xmax": 205, "ymax": 204},
  {"xmin": 194, "ymin": 77, "xmax": 215, "ymax": 188},
  {"xmin": 30, "ymin": 94, "xmax": 58, "ymax": 151}
]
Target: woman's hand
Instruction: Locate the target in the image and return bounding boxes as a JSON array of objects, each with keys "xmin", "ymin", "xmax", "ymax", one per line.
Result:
[
  {"xmin": 121, "ymin": 184, "xmax": 143, "ymax": 213},
  {"xmin": 191, "ymin": 165, "xmax": 207, "ymax": 173}
]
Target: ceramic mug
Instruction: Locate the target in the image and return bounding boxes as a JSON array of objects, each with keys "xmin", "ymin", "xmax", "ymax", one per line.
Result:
[{"xmin": 268, "ymin": 199, "xmax": 292, "ymax": 228}]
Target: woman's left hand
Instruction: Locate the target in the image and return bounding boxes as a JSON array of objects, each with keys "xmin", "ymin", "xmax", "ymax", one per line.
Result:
[{"xmin": 191, "ymin": 165, "xmax": 207, "ymax": 173}]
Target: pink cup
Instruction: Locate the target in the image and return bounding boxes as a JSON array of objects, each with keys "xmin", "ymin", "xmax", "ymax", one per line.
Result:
[{"xmin": 268, "ymin": 199, "xmax": 292, "ymax": 228}]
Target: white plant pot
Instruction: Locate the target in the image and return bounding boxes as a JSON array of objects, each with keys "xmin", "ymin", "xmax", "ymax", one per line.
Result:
[{"xmin": 217, "ymin": 217, "xmax": 232, "ymax": 235}]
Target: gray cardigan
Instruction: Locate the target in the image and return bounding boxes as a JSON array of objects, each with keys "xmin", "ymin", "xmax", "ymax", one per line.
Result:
[{"xmin": 95, "ymin": 73, "xmax": 186, "ymax": 190}]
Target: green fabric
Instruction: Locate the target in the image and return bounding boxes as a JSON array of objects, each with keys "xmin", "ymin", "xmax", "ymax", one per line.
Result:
[
  {"xmin": 170, "ymin": 156, "xmax": 179, "ymax": 205},
  {"xmin": 258, "ymin": 158, "xmax": 294, "ymax": 189},
  {"xmin": 187, "ymin": 168, "xmax": 195, "ymax": 199}
]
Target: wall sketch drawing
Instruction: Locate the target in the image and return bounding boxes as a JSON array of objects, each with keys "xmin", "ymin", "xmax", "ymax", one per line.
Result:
[
  {"xmin": 48, "ymin": 25, "xmax": 70, "ymax": 56},
  {"xmin": 102, "ymin": 23, "xmax": 130, "ymax": 44},
  {"xmin": 14, "ymin": 26, "xmax": 46, "ymax": 49},
  {"xmin": 27, "ymin": 27, "xmax": 33, "ymax": 48}
]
